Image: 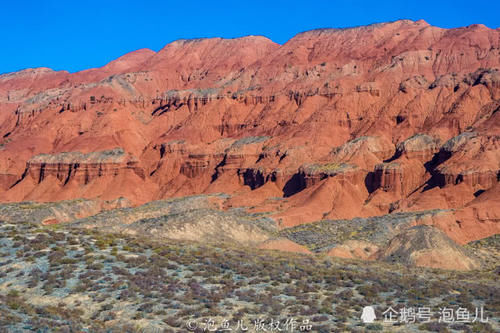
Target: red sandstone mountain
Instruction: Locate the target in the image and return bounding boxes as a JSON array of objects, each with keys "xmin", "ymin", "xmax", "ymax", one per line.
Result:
[{"xmin": 0, "ymin": 20, "xmax": 499, "ymax": 250}]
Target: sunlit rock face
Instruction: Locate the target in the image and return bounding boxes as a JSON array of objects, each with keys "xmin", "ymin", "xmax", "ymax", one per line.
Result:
[{"xmin": 0, "ymin": 20, "xmax": 499, "ymax": 249}]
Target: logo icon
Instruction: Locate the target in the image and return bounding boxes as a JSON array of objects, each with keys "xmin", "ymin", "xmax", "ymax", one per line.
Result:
[{"xmin": 361, "ymin": 306, "xmax": 377, "ymax": 323}]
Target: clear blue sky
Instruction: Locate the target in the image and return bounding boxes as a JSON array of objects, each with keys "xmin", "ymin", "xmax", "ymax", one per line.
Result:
[{"xmin": 1, "ymin": 0, "xmax": 499, "ymax": 74}]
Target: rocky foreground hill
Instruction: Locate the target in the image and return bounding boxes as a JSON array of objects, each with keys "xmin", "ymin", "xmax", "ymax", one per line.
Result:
[
  {"xmin": 0, "ymin": 20, "xmax": 499, "ymax": 272},
  {"xmin": 0, "ymin": 217, "xmax": 498, "ymax": 332}
]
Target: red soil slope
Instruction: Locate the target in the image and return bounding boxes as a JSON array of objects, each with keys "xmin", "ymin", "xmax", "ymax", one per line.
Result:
[{"xmin": 0, "ymin": 20, "xmax": 499, "ymax": 243}]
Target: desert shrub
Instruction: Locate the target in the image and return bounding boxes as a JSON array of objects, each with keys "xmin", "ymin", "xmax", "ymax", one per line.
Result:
[
  {"xmin": 366, "ymin": 323, "xmax": 383, "ymax": 331},
  {"xmin": 338, "ymin": 289, "xmax": 354, "ymax": 300},
  {"xmin": 418, "ymin": 322, "xmax": 451, "ymax": 332},
  {"xmin": 50, "ymin": 232, "xmax": 66, "ymax": 242},
  {"xmin": 163, "ymin": 316, "xmax": 182, "ymax": 328},
  {"xmin": 137, "ymin": 302, "xmax": 154, "ymax": 313},
  {"xmin": 87, "ymin": 262, "xmax": 103, "ymax": 270},
  {"xmin": 132, "ymin": 312, "xmax": 144, "ymax": 320}
]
